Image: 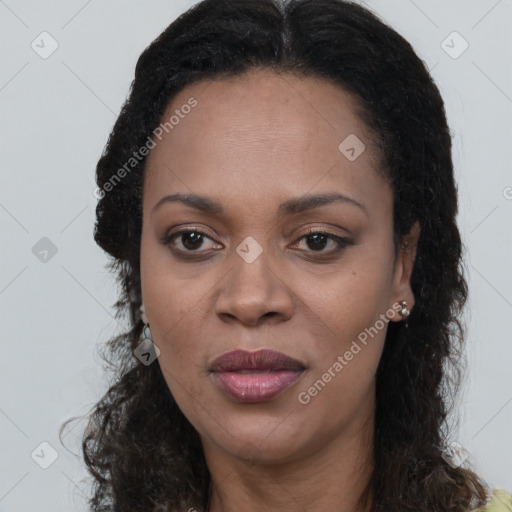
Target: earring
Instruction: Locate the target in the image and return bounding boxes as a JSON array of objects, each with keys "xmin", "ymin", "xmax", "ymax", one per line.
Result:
[
  {"xmin": 399, "ymin": 300, "xmax": 410, "ymax": 328},
  {"xmin": 143, "ymin": 322, "xmax": 152, "ymax": 341},
  {"xmin": 140, "ymin": 302, "xmax": 148, "ymax": 324},
  {"xmin": 140, "ymin": 302, "xmax": 152, "ymax": 339}
]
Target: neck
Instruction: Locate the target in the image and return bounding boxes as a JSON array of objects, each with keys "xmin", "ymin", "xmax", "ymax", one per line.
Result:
[{"xmin": 203, "ymin": 411, "xmax": 374, "ymax": 512}]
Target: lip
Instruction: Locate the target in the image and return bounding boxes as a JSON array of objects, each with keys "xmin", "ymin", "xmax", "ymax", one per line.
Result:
[{"xmin": 209, "ymin": 349, "xmax": 305, "ymax": 403}]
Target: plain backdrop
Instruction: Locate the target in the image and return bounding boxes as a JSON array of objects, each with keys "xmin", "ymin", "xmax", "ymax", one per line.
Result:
[{"xmin": 1, "ymin": 1, "xmax": 511, "ymax": 510}]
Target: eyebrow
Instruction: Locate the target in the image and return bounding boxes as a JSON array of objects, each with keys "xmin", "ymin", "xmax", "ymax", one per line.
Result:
[{"xmin": 151, "ymin": 192, "xmax": 369, "ymax": 218}]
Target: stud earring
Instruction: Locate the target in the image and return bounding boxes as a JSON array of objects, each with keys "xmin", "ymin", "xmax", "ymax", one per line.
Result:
[
  {"xmin": 143, "ymin": 322, "xmax": 152, "ymax": 341},
  {"xmin": 140, "ymin": 302, "xmax": 148, "ymax": 324},
  {"xmin": 140, "ymin": 302, "xmax": 152, "ymax": 339},
  {"xmin": 399, "ymin": 300, "xmax": 410, "ymax": 328}
]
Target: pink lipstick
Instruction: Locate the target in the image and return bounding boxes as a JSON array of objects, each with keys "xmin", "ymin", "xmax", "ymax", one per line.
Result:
[{"xmin": 209, "ymin": 349, "xmax": 305, "ymax": 403}]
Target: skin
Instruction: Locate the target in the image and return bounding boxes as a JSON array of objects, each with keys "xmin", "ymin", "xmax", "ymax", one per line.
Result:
[{"xmin": 140, "ymin": 68, "xmax": 420, "ymax": 512}]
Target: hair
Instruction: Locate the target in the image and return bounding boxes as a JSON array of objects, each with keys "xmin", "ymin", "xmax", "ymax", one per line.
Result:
[{"xmin": 60, "ymin": 0, "xmax": 491, "ymax": 510}]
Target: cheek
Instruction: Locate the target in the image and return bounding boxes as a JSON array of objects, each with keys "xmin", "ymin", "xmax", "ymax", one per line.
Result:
[
  {"xmin": 296, "ymin": 273, "xmax": 388, "ymax": 416},
  {"xmin": 150, "ymin": 312, "xmax": 210, "ymax": 422},
  {"xmin": 294, "ymin": 347, "xmax": 380, "ymax": 444},
  {"xmin": 147, "ymin": 293, "xmax": 204, "ymax": 371},
  {"xmin": 295, "ymin": 261, "xmax": 391, "ymax": 342},
  {"xmin": 141, "ymin": 245, "xmax": 207, "ymax": 343},
  {"xmin": 291, "ymin": 265, "xmax": 390, "ymax": 412},
  {"xmin": 140, "ymin": 253, "xmax": 202, "ymax": 387},
  {"xmin": 140, "ymin": 244, "xmax": 227, "ymax": 418}
]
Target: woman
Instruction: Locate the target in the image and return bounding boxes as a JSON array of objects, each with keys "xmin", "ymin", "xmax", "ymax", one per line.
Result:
[{"xmin": 61, "ymin": 0, "xmax": 510, "ymax": 510}]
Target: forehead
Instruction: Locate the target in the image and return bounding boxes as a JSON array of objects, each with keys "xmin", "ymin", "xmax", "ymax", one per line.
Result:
[{"xmin": 143, "ymin": 68, "xmax": 388, "ymax": 221}]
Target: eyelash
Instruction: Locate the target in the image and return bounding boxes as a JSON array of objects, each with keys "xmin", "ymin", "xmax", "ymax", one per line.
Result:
[{"xmin": 161, "ymin": 227, "xmax": 354, "ymax": 259}]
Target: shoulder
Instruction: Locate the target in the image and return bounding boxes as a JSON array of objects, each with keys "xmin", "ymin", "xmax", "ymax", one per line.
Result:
[{"xmin": 474, "ymin": 489, "xmax": 512, "ymax": 511}]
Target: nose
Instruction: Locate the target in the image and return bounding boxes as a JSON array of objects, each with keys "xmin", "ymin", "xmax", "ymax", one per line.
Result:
[{"xmin": 214, "ymin": 248, "xmax": 294, "ymax": 327}]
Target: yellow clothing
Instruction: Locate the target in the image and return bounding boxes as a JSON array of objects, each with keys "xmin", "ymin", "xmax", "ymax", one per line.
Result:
[{"xmin": 476, "ymin": 489, "xmax": 512, "ymax": 511}]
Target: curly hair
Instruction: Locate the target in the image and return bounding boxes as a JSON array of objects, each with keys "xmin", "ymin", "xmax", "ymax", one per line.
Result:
[{"xmin": 60, "ymin": 0, "xmax": 491, "ymax": 510}]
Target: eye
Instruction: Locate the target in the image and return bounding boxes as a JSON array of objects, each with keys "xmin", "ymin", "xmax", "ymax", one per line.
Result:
[
  {"xmin": 161, "ymin": 227, "xmax": 353, "ymax": 259},
  {"xmin": 163, "ymin": 228, "xmax": 222, "ymax": 255},
  {"xmin": 290, "ymin": 229, "xmax": 354, "ymax": 254}
]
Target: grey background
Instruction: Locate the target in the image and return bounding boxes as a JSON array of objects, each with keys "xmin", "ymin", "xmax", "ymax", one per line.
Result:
[{"xmin": 0, "ymin": 0, "xmax": 511, "ymax": 510}]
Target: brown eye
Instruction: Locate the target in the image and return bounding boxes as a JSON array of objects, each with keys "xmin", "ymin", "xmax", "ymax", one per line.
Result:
[
  {"xmin": 162, "ymin": 229, "xmax": 222, "ymax": 255},
  {"xmin": 303, "ymin": 233, "xmax": 330, "ymax": 251},
  {"xmin": 177, "ymin": 231, "xmax": 205, "ymax": 251},
  {"xmin": 292, "ymin": 230, "xmax": 354, "ymax": 254}
]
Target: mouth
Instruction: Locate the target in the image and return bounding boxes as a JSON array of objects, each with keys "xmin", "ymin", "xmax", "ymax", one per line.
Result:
[{"xmin": 209, "ymin": 349, "xmax": 306, "ymax": 403}]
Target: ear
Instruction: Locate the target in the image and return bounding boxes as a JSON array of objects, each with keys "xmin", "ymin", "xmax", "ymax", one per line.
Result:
[{"xmin": 389, "ymin": 221, "xmax": 421, "ymax": 322}]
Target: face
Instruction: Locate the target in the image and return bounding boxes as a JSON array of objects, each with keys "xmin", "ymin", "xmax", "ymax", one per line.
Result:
[{"xmin": 140, "ymin": 68, "xmax": 419, "ymax": 466}]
